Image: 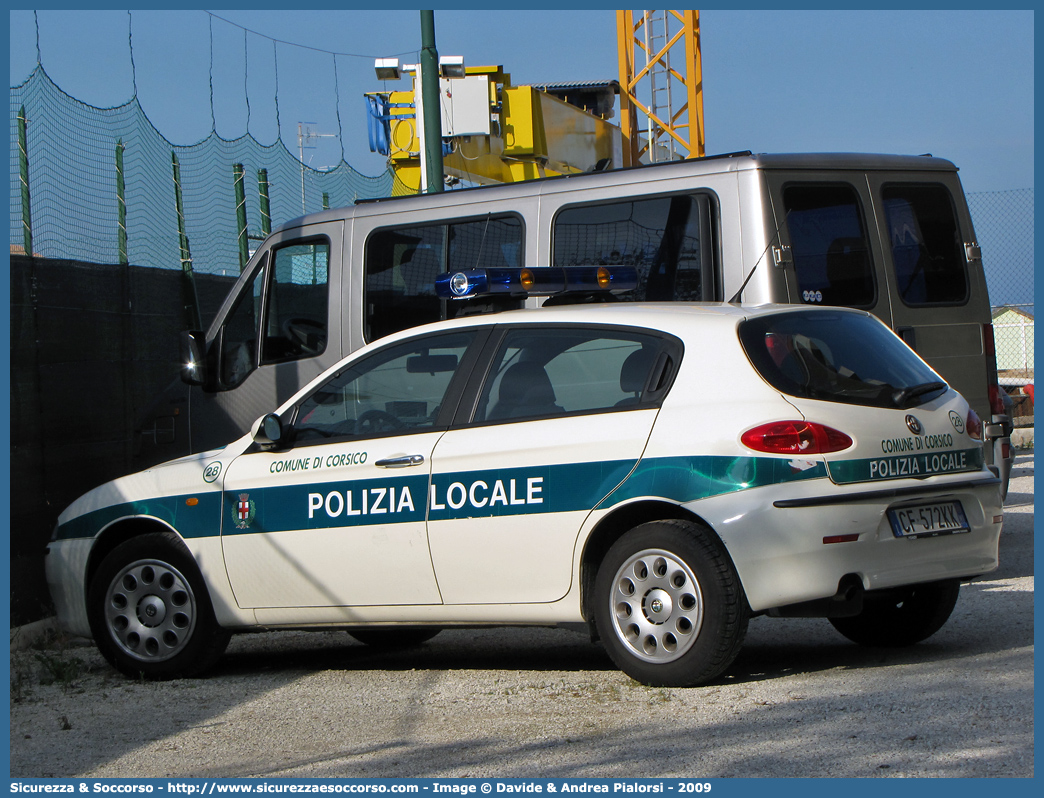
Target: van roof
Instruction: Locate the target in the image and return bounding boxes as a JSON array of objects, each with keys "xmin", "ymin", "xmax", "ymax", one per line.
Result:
[{"xmin": 273, "ymin": 151, "xmax": 959, "ymax": 233}]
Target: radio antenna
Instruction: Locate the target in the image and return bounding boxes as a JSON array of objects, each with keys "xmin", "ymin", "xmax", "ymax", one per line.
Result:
[
  {"xmin": 729, "ymin": 210, "xmax": 791, "ymax": 304},
  {"xmin": 474, "ymin": 214, "xmax": 492, "ymax": 270}
]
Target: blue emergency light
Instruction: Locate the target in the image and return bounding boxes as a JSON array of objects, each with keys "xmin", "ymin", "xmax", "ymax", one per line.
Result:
[{"xmin": 435, "ymin": 266, "xmax": 638, "ymax": 300}]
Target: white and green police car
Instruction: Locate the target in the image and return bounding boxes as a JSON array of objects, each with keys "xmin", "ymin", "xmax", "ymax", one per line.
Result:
[{"xmin": 46, "ymin": 269, "xmax": 1003, "ymax": 687}]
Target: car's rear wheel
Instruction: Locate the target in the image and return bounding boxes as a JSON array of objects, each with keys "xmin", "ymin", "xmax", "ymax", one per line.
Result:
[
  {"xmin": 347, "ymin": 628, "xmax": 441, "ymax": 647},
  {"xmin": 594, "ymin": 519, "xmax": 748, "ymax": 687},
  {"xmin": 87, "ymin": 532, "xmax": 230, "ymax": 679},
  {"xmin": 829, "ymin": 580, "xmax": 960, "ymax": 647}
]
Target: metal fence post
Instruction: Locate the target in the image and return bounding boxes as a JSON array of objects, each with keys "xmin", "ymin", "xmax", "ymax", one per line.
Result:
[
  {"xmin": 257, "ymin": 167, "xmax": 272, "ymax": 237},
  {"xmin": 234, "ymin": 163, "xmax": 249, "ymax": 271},
  {"xmin": 171, "ymin": 151, "xmax": 202, "ymax": 330},
  {"xmin": 18, "ymin": 105, "xmax": 32, "ymax": 256},
  {"xmin": 116, "ymin": 139, "xmax": 128, "ymax": 265}
]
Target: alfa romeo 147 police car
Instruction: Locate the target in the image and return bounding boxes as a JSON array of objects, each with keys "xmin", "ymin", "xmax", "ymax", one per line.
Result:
[{"xmin": 46, "ymin": 271, "xmax": 1003, "ymax": 687}]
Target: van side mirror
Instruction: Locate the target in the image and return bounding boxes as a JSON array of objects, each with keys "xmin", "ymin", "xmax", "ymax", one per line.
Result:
[{"xmin": 179, "ymin": 330, "xmax": 208, "ymax": 386}]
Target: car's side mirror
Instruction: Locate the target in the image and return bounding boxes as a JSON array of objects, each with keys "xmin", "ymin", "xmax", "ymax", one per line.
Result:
[
  {"xmin": 179, "ymin": 330, "xmax": 208, "ymax": 387},
  {"xmin": 252, "ymin": 413, "xmax": 285, "ymax": 446}
]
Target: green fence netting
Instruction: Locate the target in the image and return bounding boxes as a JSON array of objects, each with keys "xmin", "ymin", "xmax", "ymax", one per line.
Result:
[{"xmin": 10, "ymin": 64, "xmax": 393, "ymax": 276}]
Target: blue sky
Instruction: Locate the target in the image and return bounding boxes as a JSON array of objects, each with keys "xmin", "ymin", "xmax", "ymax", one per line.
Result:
[{"xmin": 8, "ymin": 8, "xmax": 1035, "ymax": 193}]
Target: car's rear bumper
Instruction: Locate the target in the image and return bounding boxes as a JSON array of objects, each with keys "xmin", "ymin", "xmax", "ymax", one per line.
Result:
[{"xmin": 692, "ymin": 472, "xmax": 1003, "ymax": 613}]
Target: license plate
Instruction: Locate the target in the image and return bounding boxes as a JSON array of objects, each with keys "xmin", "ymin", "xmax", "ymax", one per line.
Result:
[{"xmin": 888, "ymin": 501, "xmax": 970, "ymax": 538}]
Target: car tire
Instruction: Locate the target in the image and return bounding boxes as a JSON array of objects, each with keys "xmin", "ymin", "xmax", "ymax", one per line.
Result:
[
  {"xmin": 347, "ymin": 628, "xmax": 441, "ymax": 647},
  {"xmin": 87, "ymin": 532, "xmax": 230, "ymax": 679},
  {"xmin": 593, "ymin": 519, "xmax": 749, "ymax": 687},
  {"xmin": 829, "ymin": 580, "xmax": 960, "ymax": 647}
]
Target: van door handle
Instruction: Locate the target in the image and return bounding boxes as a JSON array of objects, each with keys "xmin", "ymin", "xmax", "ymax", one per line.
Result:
[
  {"xmin": 896, "ymin": 326, "xmax": 917, "ymax": 349},
  {"xmin": 375, "ymin": 454, "xmax": 425, "ymax": 468}
]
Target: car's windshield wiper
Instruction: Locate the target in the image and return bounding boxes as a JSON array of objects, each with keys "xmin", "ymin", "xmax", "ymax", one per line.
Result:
[{"xmin": 892, "ymin": 381, "xmax": 947, "ymax": 408}]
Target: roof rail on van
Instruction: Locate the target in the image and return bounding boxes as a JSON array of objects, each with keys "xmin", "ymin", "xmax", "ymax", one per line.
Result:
[{"xmin": 355, "ymin": 150, "xmax": 756, "ymax": 205}]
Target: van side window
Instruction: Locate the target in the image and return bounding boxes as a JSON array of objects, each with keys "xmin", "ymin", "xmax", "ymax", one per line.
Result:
[
  {"xmin": 219, "ymin": 257, "xmax": 267, "ymax": 389},
  {"xmin": 552, "ymin": 193, "xmax": 720, "ymax": 301},
  {"xmin": 365, "ymin": 215, "xmax": 524, "ymax": 342},
  {"xmin": 783, "ymin": 184, "xmax": 876, "ymax": 308},
  {"xmin": 218, "ymin": 239, "xmax": 330, "ymax": 390},
  {"xmin": 260, "ymin": 241, "xmax": 330, "ymax": 363},
  {"xmin": 882, "ymin": 184, "xmax": 968, "ymax": 306}
]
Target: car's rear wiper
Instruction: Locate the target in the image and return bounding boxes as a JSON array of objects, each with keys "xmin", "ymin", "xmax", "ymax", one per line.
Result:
[{"xmin": 892, "ymin": 381, "xmax": 947, "ymax": 408}]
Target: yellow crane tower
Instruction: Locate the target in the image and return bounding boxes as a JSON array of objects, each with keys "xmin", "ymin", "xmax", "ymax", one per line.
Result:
[{"xmin": 616, "ymin": 10, "xmax": 705, "ymax": 166}]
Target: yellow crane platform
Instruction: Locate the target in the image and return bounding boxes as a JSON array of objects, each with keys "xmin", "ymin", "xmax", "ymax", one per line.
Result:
[{"xmin": 366, "ymin": 66, "xmax": 623, "ymax": 193}]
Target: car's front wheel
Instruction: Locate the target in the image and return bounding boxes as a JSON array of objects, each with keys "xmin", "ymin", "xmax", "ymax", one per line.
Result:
[
  {"xmin": 594, "ymin": 519, "xmax": 749, "ymax": 687},
  {"xmin": 87, "ymin": 532, "xmax": 230, "ymax": 679},
  {"xmin": 829, "ymin": 580, "xmax": 960, "ymax": 647}
]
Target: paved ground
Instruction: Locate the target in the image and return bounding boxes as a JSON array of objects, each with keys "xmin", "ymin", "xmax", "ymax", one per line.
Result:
[{"xmin": 9, "ymin": 451, "xmax": 1034, "ymax": 779}]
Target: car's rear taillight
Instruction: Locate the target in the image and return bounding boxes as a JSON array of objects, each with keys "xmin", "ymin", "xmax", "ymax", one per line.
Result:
[
  {"xmin": 966, "ymin": 407, "xmax": 982, "ymax": 441},
  {"xmin": 741, "ymin": 421, "xmax": 853, "ymax": 455}
]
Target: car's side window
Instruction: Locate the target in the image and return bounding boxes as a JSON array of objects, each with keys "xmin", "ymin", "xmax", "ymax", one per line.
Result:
[
  {"xmin": 292, "ymin": 331, "xmax": 476, "ymax": 444},
  {"xmin": 474, "ymin": 327, "xmax": 671, "ymax": 423}
]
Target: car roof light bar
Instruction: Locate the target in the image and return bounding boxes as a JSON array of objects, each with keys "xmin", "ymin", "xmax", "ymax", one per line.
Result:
[{"xmin": 435, "ymin": 266, "xmax": 638, "ymax": 300}]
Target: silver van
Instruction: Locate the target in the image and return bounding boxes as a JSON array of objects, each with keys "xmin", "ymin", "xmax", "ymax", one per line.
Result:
[{"xmin": 146, "ymin": 151, "xmax": 1013, "ymax": 491}]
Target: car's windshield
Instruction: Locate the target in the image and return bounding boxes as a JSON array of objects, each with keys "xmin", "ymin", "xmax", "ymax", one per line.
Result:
[{"xmin": 739, "ymin": 310, "xmax": 946, "ymax": 409}]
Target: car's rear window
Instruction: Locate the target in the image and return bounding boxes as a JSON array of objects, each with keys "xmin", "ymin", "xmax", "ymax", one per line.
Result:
[{"xmin": 739, "ymin": 310, "xmax": 946, "ymax": 409}]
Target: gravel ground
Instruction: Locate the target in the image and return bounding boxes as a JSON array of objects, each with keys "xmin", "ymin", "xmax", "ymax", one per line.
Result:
[{"xmin": 9, "ymin": 451, "xmax": 1034, "ymax": 779}]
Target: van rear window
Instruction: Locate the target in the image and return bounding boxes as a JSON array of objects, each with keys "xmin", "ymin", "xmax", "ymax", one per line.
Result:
[
  {"xmin": 739, "ymin": 310, "xmax": 946, "ymax": 409},
  {"xmin": 783, "ymin": 184, "xmax": 876, "ymax": 308},
  {"xmin": 882, "ymin": 183, "xmax": 968, "ymax": 306}
]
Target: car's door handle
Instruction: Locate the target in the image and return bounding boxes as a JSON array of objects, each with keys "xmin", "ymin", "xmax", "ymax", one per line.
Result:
[{"xmin": 374, "ymin": 454, "xmax": 425, "ymax": 468}]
